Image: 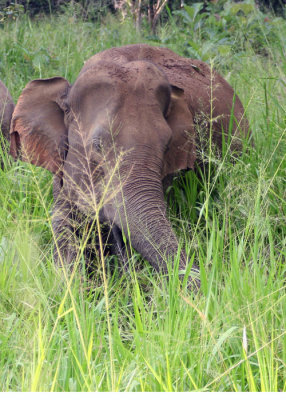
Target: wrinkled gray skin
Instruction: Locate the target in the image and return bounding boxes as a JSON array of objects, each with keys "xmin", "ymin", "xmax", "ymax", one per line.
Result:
[
  {"xmin": 10, "ymin": 44, "xmax": 250, "ymax": 289},
  {"xmin": 0, "ymin": 80, "xmax": 14, "ymax": 164}
]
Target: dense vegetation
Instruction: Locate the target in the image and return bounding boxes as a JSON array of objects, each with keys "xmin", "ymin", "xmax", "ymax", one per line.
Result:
[
  {"xmin": 0, "ymin": 0, "xmax": 285, "ymax": 392},
  {"xmin": 1, "ymin": 0, "xmax": 285, "ymax": 17}
]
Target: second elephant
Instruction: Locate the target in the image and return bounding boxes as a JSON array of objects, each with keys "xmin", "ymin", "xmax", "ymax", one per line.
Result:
[{"xmin": 0, "ymin": 80, "xmax": 14, "ymax": 165}]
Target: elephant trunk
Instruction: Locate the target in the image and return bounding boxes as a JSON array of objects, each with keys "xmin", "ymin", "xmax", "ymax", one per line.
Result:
[{"xmin": 114, "ymin": 152, "xmax": 187, "ymax": 276}]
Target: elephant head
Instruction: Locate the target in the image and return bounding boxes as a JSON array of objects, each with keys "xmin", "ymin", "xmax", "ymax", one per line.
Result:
[
  {"xmin": 10, "ymin": 44, "xmax": 250, "ymax": 288},
  {"xmin": 0, "ymin": 79, "xmax": 14, "ymax": 143}
]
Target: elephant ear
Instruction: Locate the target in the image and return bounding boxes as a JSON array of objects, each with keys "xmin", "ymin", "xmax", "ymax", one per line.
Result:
[
  {"xmin": 10, "ymin": 77, "xmax": 70, "ymax": 174},
  {"xmin": 163, "ymin": 85, "xmax": 196, "ymax": 177}
]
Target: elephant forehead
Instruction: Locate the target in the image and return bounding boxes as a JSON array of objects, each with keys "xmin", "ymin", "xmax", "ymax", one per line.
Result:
[
  {"xmin": 125, "ymin": 60, "xmax": 166, "ymax": 79},
  {"xmin": 75, "ymin": 60, "xmax": 168, "ymax": 92},
  {"xmin": 67, "ymin": 60, "xmax": 170, "ymax": 125}
]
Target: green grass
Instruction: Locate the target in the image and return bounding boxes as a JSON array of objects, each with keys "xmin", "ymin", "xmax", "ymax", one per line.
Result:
[{"xmin": 0, "ymin": 7, "xmax": 285, "ymax": 392}]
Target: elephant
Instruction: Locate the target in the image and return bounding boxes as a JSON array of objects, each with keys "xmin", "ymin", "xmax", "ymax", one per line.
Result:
[
  {"xmin": 10, "ymin": 44, "xmax": 250, "ymax": 289},
  {"xmin": 0, "ymin": 80, "xmax": 14, "ymax": 165}
]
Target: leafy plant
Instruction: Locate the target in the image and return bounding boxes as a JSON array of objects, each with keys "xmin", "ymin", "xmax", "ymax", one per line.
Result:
[
  {"xmin": 0, "ymin": 2, "xmax": 24, "ymax": 22},
  {"xmin": 168, "ymin": 0, "xmax": 284, "ymax": 64}
]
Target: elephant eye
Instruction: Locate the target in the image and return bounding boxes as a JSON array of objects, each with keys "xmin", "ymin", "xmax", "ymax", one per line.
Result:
[
  {"xmin": 164, "ymin": 137, "xmax": 172, "ymax": 154},
  {"xmin": 93, "ymin": 138, "xmax": 102, "ymax": 153},
  {"xmin": 61, "ymin": 100, "xmax": 70, "ymax": 115}
]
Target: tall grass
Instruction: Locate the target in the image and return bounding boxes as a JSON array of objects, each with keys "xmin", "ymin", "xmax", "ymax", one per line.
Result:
[{"xmin": 0, "ymin": 7, "xmax": 285, "ymax": 391}]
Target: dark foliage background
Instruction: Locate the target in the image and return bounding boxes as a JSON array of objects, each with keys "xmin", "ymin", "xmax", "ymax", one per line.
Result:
[{"xmin": 0, "ymin": 1, "xmax": 285, "ymax": 18}]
